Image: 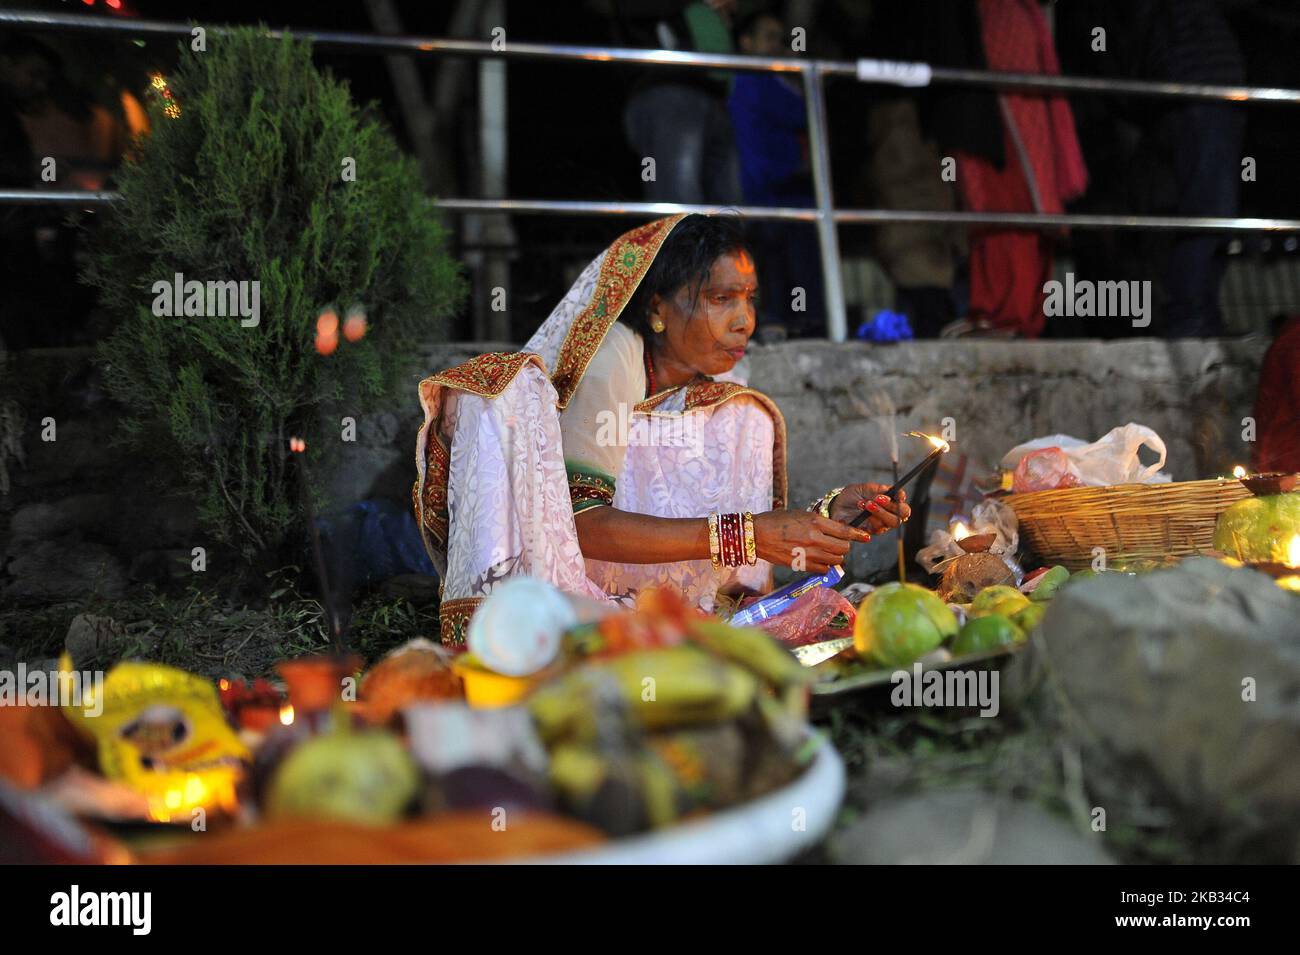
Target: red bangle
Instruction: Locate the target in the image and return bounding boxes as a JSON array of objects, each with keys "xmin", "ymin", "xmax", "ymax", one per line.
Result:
[{"xmin": 718, "ymin": 512, "xmax": 744, "ymax": 567}]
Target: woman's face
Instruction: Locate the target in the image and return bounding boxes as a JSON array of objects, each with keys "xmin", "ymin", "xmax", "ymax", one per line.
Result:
[{"xmin": 649, "ymin": 250, "xmax": 758, "ymax": 379}]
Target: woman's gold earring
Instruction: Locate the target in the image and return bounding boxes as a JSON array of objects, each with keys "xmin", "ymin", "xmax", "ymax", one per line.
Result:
[{"xmin": 651, "ymin": 319, "xmax": 666, "ymax": 333}]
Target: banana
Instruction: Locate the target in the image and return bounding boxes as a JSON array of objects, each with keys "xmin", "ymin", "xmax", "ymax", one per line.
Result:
[
  {"xmin": 686, "ymin": 619, "xmax": 816, "ymax": 689},
  {"xmin": 529, "ymin": 645, "xmax": 758, "ymax": 745}
]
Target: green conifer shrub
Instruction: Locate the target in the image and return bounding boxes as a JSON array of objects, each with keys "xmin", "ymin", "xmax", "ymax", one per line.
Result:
[{"xmin": 83, "ymin": 28, "xmax": 463, "ymax": 562}]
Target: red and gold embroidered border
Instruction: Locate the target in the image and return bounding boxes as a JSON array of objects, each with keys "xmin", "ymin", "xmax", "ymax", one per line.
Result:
[
  {"xmin": 635, "ymin": 382, "xmax": 789, "ymax": 511},
  {"xmin": 569, "ymin": 478, "xmax": 615, "ymax": 512},
  {"xmin": 423, "ymin": 351, "xmax": 546, "ymax": 399},
  {"xmin": 412, "ymin": 433, "xmax": 450, "ymax": 553},
  {"xmin": 414, "ymin": 352, "xmax": 550, "ymax": 564},
  {"xmin": 438, "ymin": 596, "xmax": 484, "ymax": 649},
  {"xmin": 551, "ymin": 214, "xmax": 687, "ymax": 411}
]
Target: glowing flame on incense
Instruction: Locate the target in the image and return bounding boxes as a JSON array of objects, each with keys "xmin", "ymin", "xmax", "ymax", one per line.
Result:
[
  {"xmin": 908, "ymin": 431, "xmax": 951, "ymax": 453},
  {"xmin": 848, "ymin": 432, "xmax": 951, "ymax": 531}
]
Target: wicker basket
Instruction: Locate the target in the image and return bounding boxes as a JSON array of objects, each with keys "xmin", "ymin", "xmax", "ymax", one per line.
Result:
[{"xmin": 1005, "ymin": 478, "xmax": 1251, "ymax": 570}]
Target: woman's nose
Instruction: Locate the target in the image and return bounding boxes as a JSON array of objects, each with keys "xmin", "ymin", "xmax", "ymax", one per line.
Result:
[{"xmin": 735, "ymin": 300, "xmax": 756, "ymax": 336}]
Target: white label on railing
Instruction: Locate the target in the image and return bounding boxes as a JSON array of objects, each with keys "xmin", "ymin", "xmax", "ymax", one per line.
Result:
[{"xmin": 856, "ymin": 58, "xmax": 932, "ymax": 87}]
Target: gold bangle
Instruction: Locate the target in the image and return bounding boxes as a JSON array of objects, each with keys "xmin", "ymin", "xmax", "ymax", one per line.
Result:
[
  {"xmin": 707, "ymin": 513, "xmax": 722, "ymax": 569},
  {"xmin": 742, "ymin": 511, "xmax": 757, "ymax": 565},
  {"xmin": 818, "ymin": 487, "xmax": 846, "ymax": 519}
]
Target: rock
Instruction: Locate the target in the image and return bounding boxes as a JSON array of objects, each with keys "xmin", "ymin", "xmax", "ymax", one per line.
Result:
[
  {"xmin": 832, "ymin": 789, "xmax": 1113, "ymax": 864},
  {"xmin": 378, "ymin": 573, "xmax": 441, "ymax": 604},
  {"xmin": 8, "ymin": 494, "xmax": 115, "ymax": 543},
  {"xmin": 2, "ymin": 539, "xmax": 127, "ymax": 601},
  {"xmin": 64, "ymin": 613, "xmax": 124, "ymax": 662},
  {"xmin": 128, "ymin": 548, "xmax": 196, "ymax": 583},
  {"xmin": 1036, "ymin": 558, "xmax": 1300, "ymax": 860}
]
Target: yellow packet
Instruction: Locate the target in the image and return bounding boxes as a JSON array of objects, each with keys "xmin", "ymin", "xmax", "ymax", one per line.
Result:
[{"xmin": 61, "ymin": 656, "xmax": 247, "ymax": 822}]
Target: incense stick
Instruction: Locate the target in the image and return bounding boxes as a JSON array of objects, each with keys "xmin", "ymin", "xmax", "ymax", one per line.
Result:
[
  {"xmin": 894, "ymin": 458, "xmax": 906, "ymax": 583},
  {"xmin": 848, "ymin": 441, "xmax": 947, "ymax": 529}
]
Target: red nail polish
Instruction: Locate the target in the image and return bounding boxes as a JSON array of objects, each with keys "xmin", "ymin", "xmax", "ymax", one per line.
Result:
[
  {"xmin": 857, "ymin": 499, "xmax": 868, "ymax": 509},
  {"xmin": 867, "ymin": 502, "xmax": 880, "ymax": 512},
  {"xmin": 875, "ymin": 494, "xmax": 890, "ymax": 503}
]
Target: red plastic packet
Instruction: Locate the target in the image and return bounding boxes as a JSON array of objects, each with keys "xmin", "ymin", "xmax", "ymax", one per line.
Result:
[
  {"xmin": 753, "ymin": 587, "xmax": 856, "ymax": 649},
  {"xmin": 1012, "ymin": 447, "xmax": 1083, "ymax": 493}
]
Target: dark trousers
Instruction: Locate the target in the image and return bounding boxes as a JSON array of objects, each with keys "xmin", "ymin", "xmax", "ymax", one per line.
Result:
[
  {"xmin": 624, "ymin": 83, "xmax": 743, "ymax": 205},
  {"xmin": 1161, "ymin": 103, "xmax": 1245, "ymax": 337}
]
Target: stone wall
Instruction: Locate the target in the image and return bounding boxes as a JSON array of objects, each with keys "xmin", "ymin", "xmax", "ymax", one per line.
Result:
[{"xmin": 371, "ymin": 336, "xmax": 1268, "ymax": 513}]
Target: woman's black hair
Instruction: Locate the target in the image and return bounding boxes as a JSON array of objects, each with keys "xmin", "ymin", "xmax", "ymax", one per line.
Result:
[{"xmin": 619, "ymin": 213, "xmax": 753, "ymax": 339}]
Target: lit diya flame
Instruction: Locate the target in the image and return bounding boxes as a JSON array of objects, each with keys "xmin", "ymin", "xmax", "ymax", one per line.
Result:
[
  {"xmin": 279, "ymin": 703, "xmax": 295, "ymax": 726},
  {"xmin": 1233, "ymin": 465, "xmax": 1247, "ymax": 479},
  {"xmin": 951, "ymin": 521, "xmax": 970, "ymax": 541},
  {"xmin": 1288, "ymin": 534, "xmax": 1300, "ymax": 568}
]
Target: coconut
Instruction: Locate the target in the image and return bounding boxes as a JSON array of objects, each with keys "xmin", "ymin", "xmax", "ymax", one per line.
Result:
[{"xmin": 937, "ymin": 552, "xmax": 1016, "ymax": 603}]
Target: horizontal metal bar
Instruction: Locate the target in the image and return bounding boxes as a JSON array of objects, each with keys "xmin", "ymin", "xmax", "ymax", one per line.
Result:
[
  {"xmin": 8, "ymin": 190, "xmax": 1300, "ymax": 233},
  {"xmin": 3, "ymin": 9, "xmax": 1299, "ymax": 105},
  {"xmin": 438, "ymin": 198, "xmax": 818, "ymax": 221},
  {"xmin": 0, "ymin": 189, "xmax": 119, "ymax": 206},
  {"xmin": 830, "ymin": 209, "xmax": 1300, "ymax": 233}
]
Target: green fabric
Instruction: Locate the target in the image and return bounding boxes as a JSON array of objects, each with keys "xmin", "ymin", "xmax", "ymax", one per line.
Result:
[
  {"xmin": 565, "ymin": 459, "xmax": 618, "ymax": 514},
  {"xmin": 684, "ymin": 2, "xmax": 735, "ymax": 89}
]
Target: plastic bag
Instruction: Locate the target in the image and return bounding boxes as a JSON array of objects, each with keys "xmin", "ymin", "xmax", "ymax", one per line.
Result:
[
  {"xmin": 753, "ymin": 587, "xmax": 856, "ymax": 649},
  {"xmin": 1012, "ymin": 447, "xmax": 1084, "ymax": 492},
  {"xmin": 1003, "ymin": 423, "xmax": 1171, "ymax": 489}
]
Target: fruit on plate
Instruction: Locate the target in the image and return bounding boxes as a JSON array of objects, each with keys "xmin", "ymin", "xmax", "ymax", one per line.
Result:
[
  {"xmin": 265, "ymin": 720, "xmax": 419, "ymax": 825},
  {"xmin": 969, "ymin": 585, "xmax": 1030, "ymax": 619},
  {"xmin": 1212, "ymin": 493, "xmax": 1300, "ymax": 563},
  {"xmin": 1026, "ymin": 565, "xmax": 1069, "ymax": 602},
  {"xmin": 686, "ymin": 619, "xmax": 815, "ymax": 688},
  {"xmin": 950, "ymin": 614, "xmax": 1022, "ymax": 656},
  {"xmin": 528, "ymin": 645, "xmax": 758, "ymax": 745},
  {"xmin": 1011, "ymin": 602, "xmax": 1047, "ymax": 634},
  {"xmin": 853, "ymin": 582, "xmax": 959, "ymax": 668}
]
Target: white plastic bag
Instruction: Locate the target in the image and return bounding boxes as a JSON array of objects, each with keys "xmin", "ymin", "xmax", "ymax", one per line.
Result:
[{"xmin": 1002, "ymin": 423, "xmax": 1171, "ymax": 487}]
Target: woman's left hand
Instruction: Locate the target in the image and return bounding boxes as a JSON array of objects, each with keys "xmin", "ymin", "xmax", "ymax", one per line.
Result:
[{"xmin": 829, "ymin": 483, "xmax": 910, "ymax": 534}]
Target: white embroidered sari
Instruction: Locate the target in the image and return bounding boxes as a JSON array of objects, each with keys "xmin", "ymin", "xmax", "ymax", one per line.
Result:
[{"xmin": 413, "ymin": 215, "xmax": 788, "ymax": 646}]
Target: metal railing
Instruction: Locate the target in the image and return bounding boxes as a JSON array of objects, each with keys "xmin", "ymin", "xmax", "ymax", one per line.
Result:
[{"xmin": 4, "ymin": 8, "xmax": 1300, "ymax": 340}]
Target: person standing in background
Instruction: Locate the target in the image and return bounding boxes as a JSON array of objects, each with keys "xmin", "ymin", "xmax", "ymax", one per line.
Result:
[
  {"xmin": 1251, "ymin": 314, "xmax": 1300, "ymax": 474},
  {"xmin": 614, "ymin": 0, "xmax": 744, "ymax": 205},
  {"xmin": 1141, "ymin": 0, "xmax": 1246, "ymax": 337},
  {"xmin": 727, "ymin": 8, "xmax": 825, "ymax": 339},
  {"xmin": 953, "ymin": 0, "xmax": 1089, "ymax": 339}
]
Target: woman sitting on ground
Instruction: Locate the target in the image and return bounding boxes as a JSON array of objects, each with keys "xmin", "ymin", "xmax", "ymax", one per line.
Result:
[{"xmin": 414, "ymin": 213, "xmax": 908, "ymax": 645}]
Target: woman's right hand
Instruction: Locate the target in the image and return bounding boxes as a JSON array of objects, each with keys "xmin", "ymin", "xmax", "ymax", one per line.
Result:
[{"xmin": 751, "ymin": 509, "xmax": 872, "ymax": 574}]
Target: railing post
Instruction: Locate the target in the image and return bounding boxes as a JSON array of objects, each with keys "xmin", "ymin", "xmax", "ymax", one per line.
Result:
[{"xmin": 802, "ymin": 63, "xmax": 847, "ymax": 342}]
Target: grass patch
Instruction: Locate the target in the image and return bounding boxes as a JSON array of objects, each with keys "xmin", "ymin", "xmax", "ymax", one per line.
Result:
[{"xmin": 0, "ymin": 569, "xmax": 437, "ymax": 679}]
